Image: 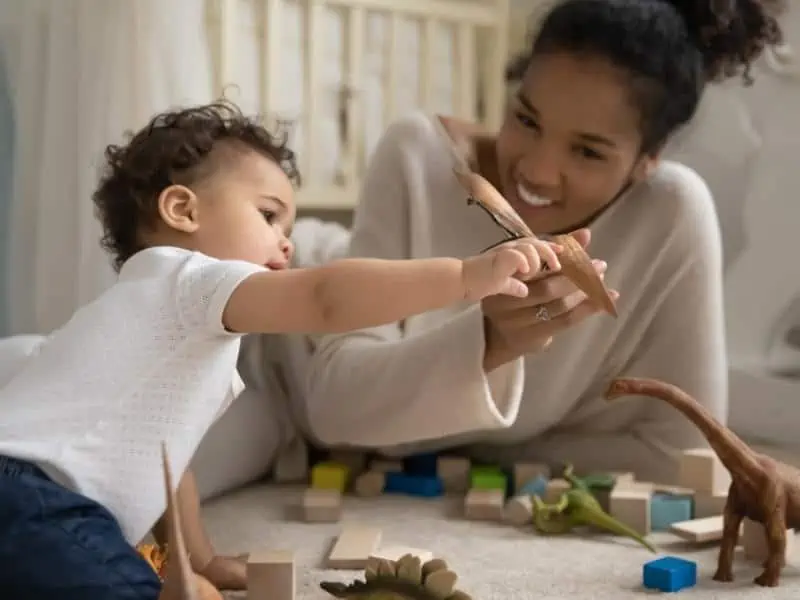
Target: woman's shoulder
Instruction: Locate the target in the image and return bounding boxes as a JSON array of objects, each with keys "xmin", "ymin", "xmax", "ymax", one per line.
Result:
[
  {"xmin": 633, "ymin": 160, "xmax": 721, "ymax": 242},
  {"xmin": 375, "ymin": 112, "xmax": 452, "ymax": 163}
]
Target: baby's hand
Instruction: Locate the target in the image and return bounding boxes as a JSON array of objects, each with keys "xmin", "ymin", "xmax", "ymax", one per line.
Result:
[{"xmin": 461, "ymin": 237, "xmax": 561, "ymax": 301}]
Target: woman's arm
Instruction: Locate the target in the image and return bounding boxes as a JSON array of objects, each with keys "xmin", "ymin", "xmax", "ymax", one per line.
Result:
[{"xmin": 303, "ymin": 113, "xmax": 527, "ymax": 447}]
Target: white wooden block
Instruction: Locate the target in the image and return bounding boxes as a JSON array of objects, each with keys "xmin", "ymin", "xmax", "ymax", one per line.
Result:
[
  {"xmin": 741, "ymin": 517, "xmax": 795, "ymax": 563},
  {"xmin": 694, "ymin": 490, "xmax": 728, "ymax": 518},
  {"xmin": 326, "ymin": 526, "xmax": 382, "ymax": 569},
  {"xmin": 328, "ymin": 450, "xmax": 368, "ymax": 480},
  {"xmin": 512, "ymin": 462, "xmax": 550, "ymax": 492},
  {"xmin": 464, "ymin": 488, "xmax": 505, "ymax": 521},
  {"xmin": 609, "ymin": 486, "xmax": 652, "ymax": 535},
  {"xmin": 247, "ymin": 549, "xmax": 295, "ymax": 600},
  {"xmin": 504, "ymin": 494, "xmax": 534, "ymax": 526},
  {"xmin": 679, "ymin": 448, "xmax": 731, "ymax": 494},
  {"xmin": 436, "ymin": 456, "xmax": 471, "ymax": 493},
  {"xmin": 354, "ymin": 471, "xmax": 385, "ymax": 497},
  {"xmin": 544, "ymin": 478, "xmax": 570, "ymax": 502},
  {"xmin": 670, "ymin": 516, "xmax": 725, "ymax": 543},
  {"xmin": 370, "ymin": 545, "xmax": 434, "ymax": 564},
  {"xmin": 302, "ymin": 488, "xmax": 342, "ymax": 523}
]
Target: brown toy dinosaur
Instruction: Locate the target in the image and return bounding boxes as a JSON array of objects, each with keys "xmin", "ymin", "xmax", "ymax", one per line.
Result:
[
  {"xmin": 158, "ymin": 442, "xmax": 222, "ymax": 600},
  {"xmin": 606, "ymin": 377, "xmax": 800, "ymax": 587},
  {"xmin": 435, "ymin": 114, "xmax": 617, "ymax": 317}
]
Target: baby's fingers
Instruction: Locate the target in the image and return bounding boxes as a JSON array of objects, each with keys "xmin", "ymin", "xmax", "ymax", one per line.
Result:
[{"xmin": 533, "ymin": 239, "xmax": 561, "ymax": 271}]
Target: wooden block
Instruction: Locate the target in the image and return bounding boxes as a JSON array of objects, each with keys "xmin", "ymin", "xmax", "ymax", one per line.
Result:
[
  {"xmin": 544, "ymin": 478, "xmax": 570, "ymax": 502},
  {"xmin": 693, "ymin": 490, "xmax": 727, "ymax": 518},
  {"xmin": 670, "ymin": 516, "xmax": 725, "ymax": 543},
  {"xmin": 302, "ymin": 488, "xmax": 342, "ymax": 523},
  {"xmin": 654, "ymin": 484, "xmax": 695, "ymax": 497},
  {"xmin": 354, "ymin": 471, "xmax": 385, "ymax": 497},
  {"xmin": 369, "ymin": 458, "xmax": 403, "ymax": 473},
  {"xmin": 679, "ymin": 448, "xmax": 731, "ymax": 494},
  {"xmin": 464, "ymin": 488, "xmax": 505, "ymax": 521},
  {"xmin": 247, "ymin": 549, "xmax": 295, "ymax": 600},
  {"xmin": 436, "ymin": 456, "xmax": 471, "ymax": 493},
  {"xmin": 608, "ymin": 471, "xmax": 635, "ymax": 483},
  {"xmin": 610, "ymin": 486, "xmax": 652, "ymax": 535},
  {"xmin": 650, "ymin": 492, "xmax": 693, "ymax": 531},
  {"xmin": 469, "ymin": 466, "xmax": 507, "ymax": 491},
  {"xmin": 311, "ymin": 461, "xmax": 350, "ymax": 492},
  {"xmin": 741, "ymin": 517, "xmax": 795, "ymax": 563},
  {"xmin": 370, "ymin": 545, "xmax": 434, "ymax": 564},
  {"xmin": 504, "ymin": 494, "xmax": 534, "ymax": 526},
  {"xmin": 512, "ymin": 462, "xmax": 550, "ymax": 493},
  {"xmin": 326, "ymin": 526, "xmax": 382, "ymax": 569}
]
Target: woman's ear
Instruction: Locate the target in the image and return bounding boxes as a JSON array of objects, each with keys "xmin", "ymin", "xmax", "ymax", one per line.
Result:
[
  {"xmin": 157, "ymin": 185, "xmax": 200, "ymax": 233},
  {"xmin": 632, "ymin": 153, "xmax": 660, "ymax": 182}
]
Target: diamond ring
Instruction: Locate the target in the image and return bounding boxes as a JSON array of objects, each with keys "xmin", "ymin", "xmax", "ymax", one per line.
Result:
[{"xmin": 534, "ymin": 305, "xmax": 550, "ymax": 322}]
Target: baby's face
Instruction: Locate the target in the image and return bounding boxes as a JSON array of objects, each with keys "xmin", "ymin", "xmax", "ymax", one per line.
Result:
[{"xmin": 193, "ymin": 150, "xmax": 297, "ymax": 269}]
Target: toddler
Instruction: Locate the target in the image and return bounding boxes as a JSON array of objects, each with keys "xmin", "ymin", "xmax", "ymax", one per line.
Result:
[{"xmin": 0, "ymin": 100, "xmax": 559, "ymax": 600}]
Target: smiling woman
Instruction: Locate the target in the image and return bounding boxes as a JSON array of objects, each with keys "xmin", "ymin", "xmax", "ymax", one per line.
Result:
[{"xmin": 300, "ymin": 0, "xmax": 786, "ymax": 485}]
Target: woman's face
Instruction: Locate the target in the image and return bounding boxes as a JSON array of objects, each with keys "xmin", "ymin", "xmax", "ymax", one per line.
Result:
[{"xmin": 495, "ymin": 51, "xmax": 657, "ymax": 235}]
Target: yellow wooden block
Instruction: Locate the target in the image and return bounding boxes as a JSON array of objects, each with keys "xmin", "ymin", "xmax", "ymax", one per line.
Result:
[{"xmin": 311, "ymin": 461, "xmax": 350, "ymax": 491}]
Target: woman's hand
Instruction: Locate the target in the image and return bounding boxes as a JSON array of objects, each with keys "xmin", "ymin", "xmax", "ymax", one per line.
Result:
[{"xmin": 481, "ymin": 228, "xmax": 619, "ymax": 372}]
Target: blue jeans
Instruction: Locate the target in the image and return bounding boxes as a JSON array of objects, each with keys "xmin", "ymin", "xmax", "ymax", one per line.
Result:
[{"xmin": 0, "ymin": 455, "xmax": 162, "ymax": 599}]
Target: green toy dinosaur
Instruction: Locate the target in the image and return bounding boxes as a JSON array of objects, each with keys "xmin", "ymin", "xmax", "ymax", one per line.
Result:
[{"xmin": 532, "ymin": 464, "xmax": 657, "ymax": 553}]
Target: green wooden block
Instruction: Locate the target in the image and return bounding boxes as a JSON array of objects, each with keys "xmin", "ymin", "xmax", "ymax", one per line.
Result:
[{"xmin": 470, "ymin": 466, "xmax": 507, "ymax": 491}]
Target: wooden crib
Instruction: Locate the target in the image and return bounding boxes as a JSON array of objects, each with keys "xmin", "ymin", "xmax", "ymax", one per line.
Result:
[{"xmin": 205, "ymin": 0, "xmax": 510, "ymax": 210}]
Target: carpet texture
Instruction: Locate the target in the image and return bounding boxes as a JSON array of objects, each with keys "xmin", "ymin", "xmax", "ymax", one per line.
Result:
[{"xmin": 202, "ymin": 484, "xmax": 800, "ymax": 599}]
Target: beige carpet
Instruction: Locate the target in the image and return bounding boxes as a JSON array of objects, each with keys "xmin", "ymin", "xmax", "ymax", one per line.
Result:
[{"xmin": 202, "ymin": 484, "xmax": 800, "ymax": 599}]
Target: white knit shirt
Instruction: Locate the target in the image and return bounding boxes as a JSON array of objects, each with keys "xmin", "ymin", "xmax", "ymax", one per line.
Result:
[{"xmin": 0, "ymin": 246, "xmax": 264, "ymax": 543}]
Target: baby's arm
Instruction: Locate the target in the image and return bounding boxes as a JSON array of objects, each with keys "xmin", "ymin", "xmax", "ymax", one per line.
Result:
[{"xmin": 223, "ymin": 242, "xmax": 556, "ymax": 335}]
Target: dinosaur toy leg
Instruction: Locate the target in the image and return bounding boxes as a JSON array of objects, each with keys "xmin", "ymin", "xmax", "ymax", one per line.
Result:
[
  {"xmin": 714, "ymin": 489, "xmax": 743, "ymax": 583},
  {"xmin": 754, "ymin": 480, "xmax": 789, "ymax": 587}
]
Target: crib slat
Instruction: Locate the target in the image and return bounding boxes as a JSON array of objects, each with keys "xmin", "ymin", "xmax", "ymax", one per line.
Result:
[
  {"xmin": 419, "ymin": 18, "xmax": 437, "ymax": 112},
  {"xmin": 325, "ymin": 0, "xmax": 495, "ymax": 26},
  {"xmin": 483, "ymin": 0, "xmax": 510, "ymax": 129},
  {"xmin": 456, "ymin": 22, "xmax": 476, "ymax": 121},
  {"xmin": 340, "ymin": 6, "xmax": 365, "ymax": 185},
  {"xmin": 383, "ymin": 12, "xmax": 400, "ymax": 126},
  {"xmin": 218, "ymin": 0, "xmax": 238, "ymax": 93},
  {"xmin": 303, "ymin": 0, "xmax": 324, "ymax": 181},
  {"xmin": 260, "ymin": 0, "xmax": 283, "ymax": 120}
]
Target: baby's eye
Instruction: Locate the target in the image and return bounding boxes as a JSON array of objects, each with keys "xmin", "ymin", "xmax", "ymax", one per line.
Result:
[{"xmin": 260, "ymin": 210, "xmax": 276, "ymax": 223}]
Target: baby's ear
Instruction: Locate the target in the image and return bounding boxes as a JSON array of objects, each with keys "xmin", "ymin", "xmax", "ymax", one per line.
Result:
[
  {"xmin": 632, "ymin": 153, "xmax": 660, "ymax": 182},
  {"xmin": 157, "ymin": 185, "xmax": 200, "ymax": 234}
]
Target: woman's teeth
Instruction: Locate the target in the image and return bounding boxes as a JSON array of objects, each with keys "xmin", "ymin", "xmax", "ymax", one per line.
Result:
[{"xmin": 517, "ymin": 183, "xmax": 553, "ymax": 207}]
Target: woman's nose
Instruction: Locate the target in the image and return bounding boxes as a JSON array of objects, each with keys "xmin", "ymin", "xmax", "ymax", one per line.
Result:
[{"xmin": 518, "ymin": 143, "xmax": 562, "ymax": 189}]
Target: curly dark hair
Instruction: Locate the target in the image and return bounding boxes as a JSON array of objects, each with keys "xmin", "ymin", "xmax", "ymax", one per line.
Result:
[
  {"xmin": 92, "ymin": 99, "xmax": 300, "ymax": 272},
  {"xmin": 506, "ymin": 0, "xmax": 785, "ymax": 153}
]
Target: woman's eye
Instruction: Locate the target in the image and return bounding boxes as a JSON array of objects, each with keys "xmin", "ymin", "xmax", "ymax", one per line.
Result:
[
  {"xmin": 577, "ymin": 146, "xmax": 605, "ymax": 161},
  {"xmin": 514, "ymin": 111, "xmax": 540, "ymax": 130}
]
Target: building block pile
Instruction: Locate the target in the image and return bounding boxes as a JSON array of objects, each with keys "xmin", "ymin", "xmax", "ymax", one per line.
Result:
[{"xmin": 254, "ymin": 444, "xmax": 798, "ymax": 598}]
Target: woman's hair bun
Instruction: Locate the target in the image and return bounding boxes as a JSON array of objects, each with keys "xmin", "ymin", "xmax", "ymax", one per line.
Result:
[{"xmin": 664, "ymin": 0, "xmax": 785, "ymax": 82}]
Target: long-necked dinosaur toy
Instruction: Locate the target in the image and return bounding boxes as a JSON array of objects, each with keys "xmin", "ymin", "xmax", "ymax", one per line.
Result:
[{"xmin": 607, "ymin": 377, "xmax": 800, "ymax": 587}]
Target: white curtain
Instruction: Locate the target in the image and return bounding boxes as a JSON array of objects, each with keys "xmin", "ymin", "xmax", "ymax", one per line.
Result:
[{"xmin": 2, "ymin": 0, "xmax": 214, "ymax": 334}]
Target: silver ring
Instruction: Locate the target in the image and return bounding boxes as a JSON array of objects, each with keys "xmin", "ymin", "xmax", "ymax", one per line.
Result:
[{"xmin": 534, "ymin": 305, "xmax": 550, "ymax": 322}]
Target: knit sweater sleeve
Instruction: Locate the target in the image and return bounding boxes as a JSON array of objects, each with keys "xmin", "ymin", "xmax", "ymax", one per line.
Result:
[{"xmin": 303, "ymin": 113, "xmax": 525, "ymax": 447}]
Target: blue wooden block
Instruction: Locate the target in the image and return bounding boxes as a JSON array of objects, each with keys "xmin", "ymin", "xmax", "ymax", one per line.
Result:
[
  {"xmin": 650, "ymin": 493, "xmax": 693, "ymax": 531},
  {"xmin": 403, "ymin": 452, "xmax": 439, "ymax": 476},
  {"xmin": 517, "ymin": 475, "xmax": 548, "ymax": 498},
  {"xmin": 643, "ymin": 556, "xmax": 697, "ymax": 592},
  {"xmin": 384, "ymin": 472, "xmax": 444, "ymax": 497}
]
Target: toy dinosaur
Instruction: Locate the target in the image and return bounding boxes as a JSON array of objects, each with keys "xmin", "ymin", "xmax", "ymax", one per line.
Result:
[
  {"xmin": 158, "ymin": 442, "xmax": 222, "ymax": 600},
  {"xmin": 434, "ymin": 114, "xmax": 617, "ymax": 317},
  {"xmin": 606, "ymin": 376, "xmax": 800, "ymax": 587},
  {"xmin": 320, "ymin": 554, "xmax": 472, "ymax": 600},
  {"xmin": 531, "ymin": 464, "xmax": 657, "ymax": 553}
]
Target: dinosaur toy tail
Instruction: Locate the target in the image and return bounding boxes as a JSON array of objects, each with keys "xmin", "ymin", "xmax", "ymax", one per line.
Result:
[
  {"xmin": 586, "ymin": 507, "xmax": 657, "ymax": 553},
  {"xmin": 606, "ymin": 377, "xmax": 762, "ymax": 488},
  {"xmin": 319, "ymin": 582, "xmax": 349, "ymax": 597}
]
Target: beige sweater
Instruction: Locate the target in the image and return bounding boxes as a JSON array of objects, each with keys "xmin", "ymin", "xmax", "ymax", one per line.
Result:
[{"xmin": 302, "ymin": 112, "xmax": 728, "ymax": 484}]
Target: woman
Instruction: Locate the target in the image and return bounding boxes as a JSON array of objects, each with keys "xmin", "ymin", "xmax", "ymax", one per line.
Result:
[{"xmin": 301, "ymin": 0, "xmax": 785, "ymax": 484}]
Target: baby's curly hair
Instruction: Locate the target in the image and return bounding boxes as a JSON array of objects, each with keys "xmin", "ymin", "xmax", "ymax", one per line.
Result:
[{"xmin": 93, "ymin": 99, "xmax": 300, "ymax": 272}]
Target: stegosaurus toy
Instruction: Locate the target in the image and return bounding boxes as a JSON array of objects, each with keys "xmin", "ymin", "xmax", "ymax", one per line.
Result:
[{"xmin": 320, "ymin": 554, "xmax": 473, "ymax": 600}]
